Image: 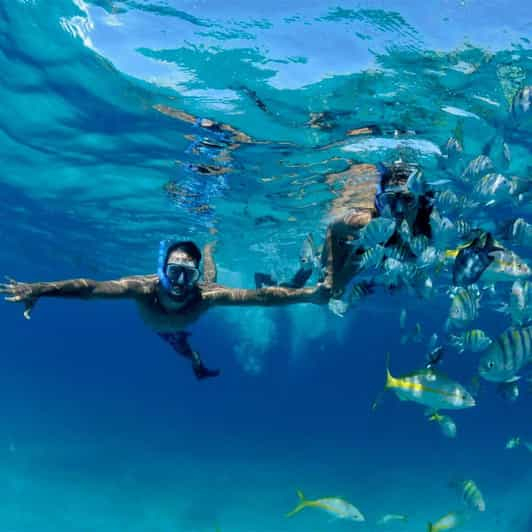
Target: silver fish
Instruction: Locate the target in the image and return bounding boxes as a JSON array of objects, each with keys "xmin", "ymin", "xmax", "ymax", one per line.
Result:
[
  {"xmin": 506, "ymin": 436, "xmax": 521, "ymax": 449},
  {"xmin": 478, "ymin": 325, "xmax": 532, "ymax": 382},
  {"xmin": 328, "ymin": 298, "xmax": 348, "ymax": 318},
  {"xmin": 299, "ymin": 233, "xmax": 318, "ymax": 270},
  {"xmin": 444, "ymin": 136, "xmax": 463, "ymax": 158},
  {"xmin": 428, "ymin": 412, "xmax": 457, "ymax": 439},
  {"xmin": 412, "ymin": 270, "xmax": 434, "ymax": 299},
  {"xmin": 430, "ymin": 210, "xmax": 457, "ymax": 249},
  {"xmin": 506, "ymin": 279, "xmax": 532, "ymax": 325},
  {"xmin": 497, "ymin": 381, "xmax": 519, "ymax": 402},
  {"xmin": 399, "ymin": 308, "xmax": 407, "ymax": 330},
  {"xmin": 376, "ymin": 514, "xmax": 408, "ymax": 525},
  {"xmin": 512, "ymin": 85, "xmax": 532, "ymax": 118},
  {"xmin": 398, "ymin": 219, "xmax": 412, "ymax": 245},
  {"xmin": 417, "ymin": 246, "xmax": 441, "ymax": 269},
  {"xmin": 506, "ymin": 218, "xmax": 532, "ymax": 247},
  {"xmin": 406, "ymin": 168, "xmax": 426, "ymax": 198}
]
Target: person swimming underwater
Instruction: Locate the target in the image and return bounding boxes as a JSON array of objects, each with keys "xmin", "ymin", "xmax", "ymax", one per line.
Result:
[
  {"xmin": 255, "ymin": 160, "xmax": 434, "ymax": 297},
  {"xmin": 0, "ymin": 240, "xmax": 329, "ymax": 380}
]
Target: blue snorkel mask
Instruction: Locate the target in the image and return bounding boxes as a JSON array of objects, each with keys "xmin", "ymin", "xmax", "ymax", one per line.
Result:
[
  {"xmin": 375, "ymin": 162, "xmax": 417, "ymax": 218},
  {"xmin": 158, "ymin": 240, "xmax": 201, "ymax": 297}
]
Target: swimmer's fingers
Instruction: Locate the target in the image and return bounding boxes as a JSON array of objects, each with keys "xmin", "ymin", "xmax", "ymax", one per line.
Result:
[
  {"xmin": 0, "ymin": 283, "xmax": 21, "ymax": 299},
  {"xmin": 0, "ymin": 280, "xmax": 36, "ymax": 315}
]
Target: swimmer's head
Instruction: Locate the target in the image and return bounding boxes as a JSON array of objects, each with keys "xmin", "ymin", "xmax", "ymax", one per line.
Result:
[
  {"xmin": 376, "ymin": 161, "xmax": 433, "ymax": 236},
  {"xmin": 158, "ymin": 241, "xmax": 201, "ymax": 300}
]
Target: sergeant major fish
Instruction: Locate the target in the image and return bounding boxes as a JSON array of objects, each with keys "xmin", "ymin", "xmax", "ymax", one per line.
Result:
[
  {"xmin": 450, "ymin": 330, "xmax": 492, "ymax": 353},
  {"xmin": 358, "ymin": 217, "xmax": 396, "ymax": 248},
  {"xmin": 452, "ymin": 479, "xmax": 486, "ymax": 512},
  {"xmin": 349, "ymin": 280, "xmax": 375, "ymax": 305},
  {"xmin": 474, "ymin": 173, "xmax": 520, "ymax": 205},
  {"xmin": 461, "ymin": 155, "xmax": 494, "ymax": 181},
  {"xmin": 478, "ymin": 325, "xmax": 532, "ymax": 382},
  {"xmin": 286, "ymin": 489, "xmax": 365, "ymax": 522},
  {"xmin": 446, "ymin": 285, "xmax": 480, "ymax": 330}
]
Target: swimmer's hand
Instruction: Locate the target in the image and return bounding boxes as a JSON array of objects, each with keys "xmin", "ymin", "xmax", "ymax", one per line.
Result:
[{"xmin": 0, "ymin": 277, "xmax": 38, "ymax": 319}]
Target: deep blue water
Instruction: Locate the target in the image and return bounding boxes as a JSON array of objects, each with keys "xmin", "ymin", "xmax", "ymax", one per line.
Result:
[{"xmin": 0, "ymin": 1, "xmax": 531, "ymax": 531}]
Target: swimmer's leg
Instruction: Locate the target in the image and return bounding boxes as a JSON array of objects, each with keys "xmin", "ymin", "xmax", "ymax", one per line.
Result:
[
  {"xmin": 158, "ymin": 331, "xmax": 220, "ymax": 380},
  {"xmin": 322, "ymin": 210, "xmax": 374, "ymax": 297},
  {"xmin": 279, "ymin": 267, "xmax": 313, "ymax": 289}
]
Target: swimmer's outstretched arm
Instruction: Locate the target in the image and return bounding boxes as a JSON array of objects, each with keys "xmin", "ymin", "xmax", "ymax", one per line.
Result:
[
  {"xmin": 201, "ymin": 283, "xmax": 330, "ymax": 308},
  {"xmin": 202, "ymin": 242, "xmax": 217, "ymax": 284},
  {"xmin": 0, "ymin": 275, "xmax": 157, "ymax": 318}
]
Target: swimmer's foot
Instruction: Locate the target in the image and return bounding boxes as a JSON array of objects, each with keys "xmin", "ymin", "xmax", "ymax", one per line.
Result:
[
  {"xmin": 193, "ymin": 364, "xmax": 221, "ymax": 380},
  {"xmin": 191, "ymin": 351, "xmax": 220, "ymax": 380}
]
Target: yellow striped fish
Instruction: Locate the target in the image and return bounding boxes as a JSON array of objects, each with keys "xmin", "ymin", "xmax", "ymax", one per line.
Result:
[
  {"xmin": 286, "ymin": 490, "xmax": 365, "ymax": 522},
  {"xmin": 478, "ymin": 325, "xmax": 532, "ymax": 382},
  {"xmin": 383, "ymin": 355, "xmax": 476, "ymax": 411},
  {"xmin": 482, "ymin": 248, "xmax": 531, "ymax": 282},
  {"xmin": 428, "ymin": 511, "xmax": 465, "ymax": 532}
]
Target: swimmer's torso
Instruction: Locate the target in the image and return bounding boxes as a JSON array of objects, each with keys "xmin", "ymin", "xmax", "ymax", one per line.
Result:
[{"xmin": 135, "ymin": 286, "xmax": 208, "ymax": 332}]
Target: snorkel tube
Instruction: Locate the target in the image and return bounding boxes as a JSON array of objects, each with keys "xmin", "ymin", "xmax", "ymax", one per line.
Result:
[{"xmin": 157, "ymin": 240, "xmax": 173, "ymax": 293}]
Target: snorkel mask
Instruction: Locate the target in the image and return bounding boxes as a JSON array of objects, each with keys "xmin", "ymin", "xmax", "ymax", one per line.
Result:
[
  {"xmin": 157, "ymin": 240, "xmax": 201, "ymax": 297},
  {"xmin": 375, "ymin": 162, "xmax": 417, "ymax": 218},
  {"xmin": 375, "ymin": 190, "xmax": 417, "ymax": 218}
]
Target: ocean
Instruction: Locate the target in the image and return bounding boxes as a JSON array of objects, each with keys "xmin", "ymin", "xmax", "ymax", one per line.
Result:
[{"xmin": 0, "ymin": 1, "xmax": 531, "ymax": 531}]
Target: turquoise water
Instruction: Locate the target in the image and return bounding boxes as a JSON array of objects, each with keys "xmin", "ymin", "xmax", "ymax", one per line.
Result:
[{"xmin": 0, "ymin": 1, "xmax": 531, "ymax": 531}]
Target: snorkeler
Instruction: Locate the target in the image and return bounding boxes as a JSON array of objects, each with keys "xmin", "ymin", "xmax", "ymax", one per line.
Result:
[
  {"xmin": 321, "ymin": 160, "xmax": 434, "ymax": 298},
  {"xmin": 0, "ymin": 240, "xmax": 329, "ymax": 381},
  {"xmin": 255, "ymin": 161, "xmax": 434, "ymax": 298}
]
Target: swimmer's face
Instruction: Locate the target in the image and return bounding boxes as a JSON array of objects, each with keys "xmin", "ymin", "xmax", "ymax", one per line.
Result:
[{"xmin": 165, "ymin": 249, "xmax": 200, "ymax": 298}]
